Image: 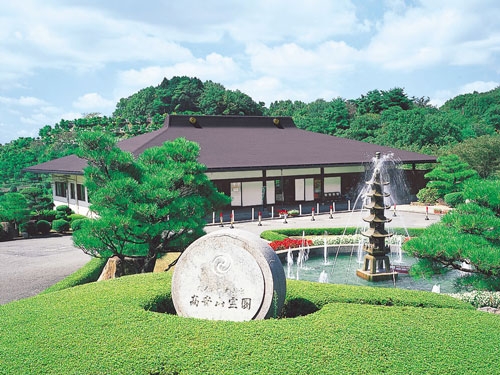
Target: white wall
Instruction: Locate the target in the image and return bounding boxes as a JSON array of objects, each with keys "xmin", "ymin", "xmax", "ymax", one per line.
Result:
[
  {"xmin": 266, "ymin": 180, "xmax": 275, "ymax": 205},
  {"xmin": 52, "ymin": 174, "xmax": 91, "ymax": 217},
  {"xmin": 324, "ymin": 177, "xmax": 341, "ymax": 193},
  {"xmin": 230, "ymin": 182, "xmax": 242, "ymax": 206},
  {"xmin": 242, "ymin": 181, "xmax": 263, "ymax": 206},
  {"xmin": 294, "ymin": 178, "xmax": 314, "ymax": 201}
]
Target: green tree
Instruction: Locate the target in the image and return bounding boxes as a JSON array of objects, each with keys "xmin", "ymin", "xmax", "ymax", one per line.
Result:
[
  {"xmin": 0, "ymin": 193, "xmax": 30, "ymax": 234},
  {"xmin": 72, "ymin": 131, "xmax": 229, "ymax": 274},
  {"xmin": 404, "ymin": 179, "xmax": 500, "ymax": 290},
  {"xmin": 20, "ymin": 186, "xmax": 53, "ymax": 212},
  {"xmin": 198, "ymin": 81, "xmax": 227, "ymax": 115},
  {"xmin": 423, "ymin": 154, "xmax": 478, "ymax": 199},
  {"xmin": 450, "ymin": 134, "xmax": 500, "ymax": 179},
  {"xmin": 340, "ymin": 113, "xmax": 381, "ymax": 142},
  {"xmin": 354, "ymin": 88, "xmax": 413, "ymax": 115}
]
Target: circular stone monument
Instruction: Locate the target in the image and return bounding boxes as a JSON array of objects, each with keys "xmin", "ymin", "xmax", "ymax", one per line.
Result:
[{"xmin": 171, "ymin": 229, "xmax": 286, "ymax": 321}]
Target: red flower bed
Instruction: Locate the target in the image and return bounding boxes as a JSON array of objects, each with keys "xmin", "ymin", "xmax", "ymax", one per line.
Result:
[{"xmin": 269, "ymin": 238, "xmax": 313, "ymax": 251}]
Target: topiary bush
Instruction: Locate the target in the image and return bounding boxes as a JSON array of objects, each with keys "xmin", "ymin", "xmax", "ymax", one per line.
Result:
[
  {"xmin": 417, "ymin": 187, "xmax": 439, "ymax": 204},
  {"xmin": 36, "ymin": 220, "xmax": 51, "ymax": 235},
  {"xmin": 52, "ymin": 219, "xmax": 70, "ymax": 233},
  {"xmin": 36, "ymin": 209, "xmax": 57, "ymax": 222},
  {"xmin": 68, "ymin": 214, "xmax": 87, "ymax": 223},
  {"xmin": 20, "ymin": 221, "xmax": 37, "ymax": 236},
  {"xmin": 70, "ymin": 218, "xmax": 88, "ymax": 232},
  {"xmin": 55, "ymin": 205, "xmax": 73, "ymax": 221}
]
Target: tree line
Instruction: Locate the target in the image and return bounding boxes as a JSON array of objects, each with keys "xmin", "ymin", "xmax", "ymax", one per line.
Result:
[{"xmin": 1, "ymin": 76, "xmax": 499, "ymax": 194}]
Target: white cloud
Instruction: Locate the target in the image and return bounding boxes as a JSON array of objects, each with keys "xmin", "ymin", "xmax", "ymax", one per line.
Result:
[
  {"xmin": 430, "ymin": 80, "xmax": 499, "ymax": 107},
  {"xmin": 363, "ymin": 0, "xmax": 500, "ymax": 71},
  {"xmin": 0, "ymin": 96, "xmax": 47, "ymax": 106},
  {"xmin": 115, "ymin": 53, "xmax": 243, "ymax": 99},
  {"xmin": 458, "ymin": 80, "xmax": 499, "ymax": 95},
  {"xmin": 223, "ymin": 0, "xmax": 367, "ymax": 44},
  {"xmin": 0, "ymin": 1, "xmax": 194, "ymax": 81},
  {"xmin": 73, "ymin": 93, "xmax": 114, "ymax": 111},
  {"xmin": 247, "ymin": 41, "xmax": 358, "ymax": 79}
]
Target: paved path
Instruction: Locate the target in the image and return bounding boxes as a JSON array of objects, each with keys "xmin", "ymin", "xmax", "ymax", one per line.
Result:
[
  {"xmin": 0, "ymin": 205, "xmax": 443, "ymax": 305},
  {"xmin": 205, "ymin": 204, "xmax": 442, "ymax": 236},
  {"xmin": 0, "ymin": 235, "xmax": 91, "ymax": 305}
]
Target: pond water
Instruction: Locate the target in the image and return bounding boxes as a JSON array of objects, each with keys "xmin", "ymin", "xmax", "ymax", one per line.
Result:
[{"xmin": 282, "ymin": 251, "xmax": 463, "ymax": 294}]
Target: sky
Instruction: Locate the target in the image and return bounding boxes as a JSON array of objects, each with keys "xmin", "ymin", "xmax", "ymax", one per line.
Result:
[{"xmin": 1, "ymin": 0, "xmax": 499, "ymax": 145}]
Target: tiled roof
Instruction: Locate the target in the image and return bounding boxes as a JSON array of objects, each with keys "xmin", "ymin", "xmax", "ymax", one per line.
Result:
[{"xmin": 25, "ymin": 115, "xmax": 436, "ymax": 175}]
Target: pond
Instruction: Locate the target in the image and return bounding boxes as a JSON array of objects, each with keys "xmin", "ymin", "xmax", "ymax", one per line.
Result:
[{"xmin": 281, "ymin": 249, "xmax": 463, "ymax": 294}]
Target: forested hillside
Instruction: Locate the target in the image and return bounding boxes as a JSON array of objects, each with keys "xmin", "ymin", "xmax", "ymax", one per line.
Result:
[{"xmin": 1, "ymin": 76, "xmax": 499, "ymax": 193}]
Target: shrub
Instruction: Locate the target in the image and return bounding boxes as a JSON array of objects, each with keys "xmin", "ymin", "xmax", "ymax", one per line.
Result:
[
  {"xmin": 52, "ymin": 219, "xmax": 70, "ymax": 233},
  {"xmin": 55, "ymin": 205, "xmax": 73, "ymax": 221},
  {"xmin": 20, "ymin": 221, "xmax": 37, "ymax": 236},
  {"xmin": 71, "ymin": 218, "xmax": 88, "ymax": 231},
  {"xmin": 269, "ymin": 238, "xmax": 313, "ymax": 251},
  {"xmin": 444, "ymin": 191, "xmax": 464, "ymax": 207},
  {"xmin": 260, "ymin": 230, "xmax": 287, "ymax": 242},
  {"xmin": 417, "ymin": 187, "xmax": 439, "ymax": 204},
  {"xmin": 68, "ymin": 214, "xmax": 87, "ymax": 222},
  {"xmin": 36, "ymin": 209, "xmax": 57, "ymax": 222},
  {"xmin": 449, "ymin": 291, "xmax": 500, "ymax": 308},
  {"xmin": 0, "ymin": 222, "xmax": 16, "ymax": 241},
  {"xmin": 0, "ymin": 224, "xmax": 10, "ymax": 241},
  {"xmin": 36, "ymin": 220, "xmax": 51, "ymax": 235}
]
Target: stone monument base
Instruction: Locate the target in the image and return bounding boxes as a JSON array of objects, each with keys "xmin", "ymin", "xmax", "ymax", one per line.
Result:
[{"xmin": 356, "ymin": 269, "xmax": 398, "ymax": 282}]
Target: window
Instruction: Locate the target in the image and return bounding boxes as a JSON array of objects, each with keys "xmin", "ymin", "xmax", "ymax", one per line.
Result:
[
  {"xmin": 55, "ymin": 182, "xmax": 67, "ymax": 198},
  {"xmin": 76, "ymin": 184, "xmax": 86, "ymax": 202},
  {"xmin": 70, "ymin": 183, "xmax": 76, "ymax": 199}
]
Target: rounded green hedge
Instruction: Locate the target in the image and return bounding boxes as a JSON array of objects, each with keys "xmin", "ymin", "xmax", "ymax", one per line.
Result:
[
  {"xmin": 2, "ymin": 273, "xmax": 495, "ymax": 375},
  {"xmin": 52, "ymin": 219, "xmax": 70, "ymax": 233},
  {"xmin": 36, "ymin": 220, "xmax": 51, "ymax": 234}
]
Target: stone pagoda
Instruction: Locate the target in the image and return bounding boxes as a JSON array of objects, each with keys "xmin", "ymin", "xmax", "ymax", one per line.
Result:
[{"xmin": 356, "ymin": 152, "xmax": 398, "ymax": 282}]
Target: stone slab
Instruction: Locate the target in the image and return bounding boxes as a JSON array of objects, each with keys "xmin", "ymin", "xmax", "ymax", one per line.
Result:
[{"xmin": 172, "ymin": 229, "xmax": 286, "ymax": 321}]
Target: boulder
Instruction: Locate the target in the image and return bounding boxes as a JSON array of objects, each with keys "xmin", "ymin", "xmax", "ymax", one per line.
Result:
[{"xmin": 98, "ymin": 256, "xmax": 148, "ymax": 281}]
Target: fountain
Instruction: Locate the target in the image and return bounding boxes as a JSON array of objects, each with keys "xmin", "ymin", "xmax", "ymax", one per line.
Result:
[
  {"xmin": 318, "ymin": 270, "xmax": 329, "ymax": 283},
  {"xmin": 356, "ymin": 152, "xmax": 398, "ymax": 282}
]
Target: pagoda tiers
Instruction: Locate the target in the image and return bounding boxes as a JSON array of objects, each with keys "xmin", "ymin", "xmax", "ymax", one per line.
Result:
[{"xmin": 356, "ymin": 153, "xmax": 398, "ymax": 282}]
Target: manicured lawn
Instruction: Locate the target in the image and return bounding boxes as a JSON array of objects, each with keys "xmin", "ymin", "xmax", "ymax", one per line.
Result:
[{"xmin": 1, "ymin": 272, "xmax": 499, "ymax": 374}]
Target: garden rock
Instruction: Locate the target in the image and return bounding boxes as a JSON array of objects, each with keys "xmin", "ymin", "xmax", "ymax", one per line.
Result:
[
  {"xmin": 478, "ymin": 307, "xmax": 500, "ymax": 314},
  {"xmin": 98, "ymin": 256, "xmax": 148, "ymax": 280}
]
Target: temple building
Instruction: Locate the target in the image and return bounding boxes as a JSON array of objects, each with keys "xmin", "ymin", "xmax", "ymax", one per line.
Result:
[{"xmin": 25, "ymin": 115, "xmax": 436, "ymax": 216}]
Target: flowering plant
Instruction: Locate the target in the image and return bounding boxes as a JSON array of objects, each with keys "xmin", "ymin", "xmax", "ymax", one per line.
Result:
[
  {"xmin": 269, "ymin": 238, "xmax": 313, "ymax": 251},
  {"xmin": 278, "ymin": 209, "xmax": 288, "ymax": 216}
]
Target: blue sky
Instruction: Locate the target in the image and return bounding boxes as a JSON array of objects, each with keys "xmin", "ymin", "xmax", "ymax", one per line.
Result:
[{"xmin": 1, "ymin": 0, "xmax": 499, "ymax": 144}]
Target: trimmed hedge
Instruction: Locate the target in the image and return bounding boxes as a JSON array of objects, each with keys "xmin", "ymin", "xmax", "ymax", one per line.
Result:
[
  {"xmin": 52, "ymin": 219, "xmax": 70, "ymax": 233},
  {"xmin": 70, "ymin": 218, "xmax": 88, "ymax": 231},
  {"xmin": 2, "ymin": 273, "xmax": 496, "ymax": 375},
  {"xmin": 261, "ymin": 227, "xmax": 426, "ymax": 241},
  {"xmin": 20, "ymin": 220, "xmax": 36, "ymax": 236},
  {"xmin": 68, "ymin": 213, "xmax": 88, "ymax": 222},
  {"xmin": 36, "ymin": 219, "xmax": 51, "ymax": 235}
]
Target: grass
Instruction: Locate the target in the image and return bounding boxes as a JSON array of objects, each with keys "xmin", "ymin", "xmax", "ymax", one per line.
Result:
[{"xmin": 1, "ymin": 271, "xmax": 499, "ymax": 374}]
